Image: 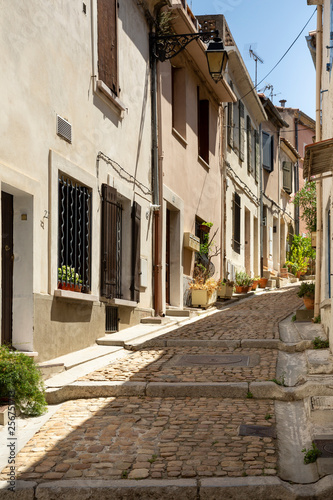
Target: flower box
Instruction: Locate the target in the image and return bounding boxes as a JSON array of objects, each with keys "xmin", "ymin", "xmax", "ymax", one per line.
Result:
[
  {"xmin": 217, "ymin": 284, "xmax": 233, "ymax": 299},
  {"xmin": 191, "ymin": 289, "xmax": 217, "ymax": 308}
]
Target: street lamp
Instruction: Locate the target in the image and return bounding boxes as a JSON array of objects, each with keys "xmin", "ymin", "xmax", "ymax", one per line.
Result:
[
  {"xmin": 150, "ymin": 30, "xmax": 228, "ymax": 82},
  {"xmin": 205, "ymin": 37, "xmax": 228, "ymax": 83}
]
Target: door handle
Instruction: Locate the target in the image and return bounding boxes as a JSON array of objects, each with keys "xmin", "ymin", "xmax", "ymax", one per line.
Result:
[{"xmin": 5, "ymin": 245, "xmax": 10, "ymax": 251}]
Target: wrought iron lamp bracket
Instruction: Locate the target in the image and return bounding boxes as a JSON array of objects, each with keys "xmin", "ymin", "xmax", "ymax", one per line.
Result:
[{"xmin": 150, "ymin": 30, "xmax": 218, "ymax": 62}]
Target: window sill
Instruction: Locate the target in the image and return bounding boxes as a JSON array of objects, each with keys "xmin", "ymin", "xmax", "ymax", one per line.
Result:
[
  {"xmin": 54, "ymin": 289, "xmax": 99, "ymax": 302},
  {"xmin": 96, "ymin": 80, "xmax": 126, "ymax": 117},
  {"xmin": 172, "ymin": 128, "xmax": 187, "ymax": 147},
  {"xmin": 198, "ymin": 155, "xmax": 210, "ymax": 170},
  {"xmin": 100, "ymin": 297, "xmax": 138, "ymax": 308}
]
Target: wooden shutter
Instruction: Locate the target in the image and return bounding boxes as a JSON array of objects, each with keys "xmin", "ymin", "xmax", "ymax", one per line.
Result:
[
  {"xmin": 239, "ymin": 101, "xmax": 245, "ymax": 162},
  {"xmin": 263, "ymin": 132, "xmax": 274, "ymax": 172},
  {"xmin": 233, "ymin": 193, "xmax": 241, "ymax": 254},
  {"xmin": 283, "ymin": 161, "xmax": 293, "ymax": 194},
  {"xmin": 131, "ymin": 201, "xmax": 141, "ymax": 302},
  {"xmin": 199, "ymin": 99, "xmax": 209, "ymax": 164},
  {"xmin": 97, "ymin": 0, "xmax": 118, "ymax": 95},
  {"xmin": 254, "ymin": 130, "xmax": 260, "ymax": 183},
  {"xmin": 101, "ymin": 184, "xmax": 117, "ymax": 298},
  {"xmin": 227, "ymin": 82, "xmax": 233, "ymax": 148},
  {"xmin": 247, "ymin": 115, "xmax": 252, "ymax": 173}
]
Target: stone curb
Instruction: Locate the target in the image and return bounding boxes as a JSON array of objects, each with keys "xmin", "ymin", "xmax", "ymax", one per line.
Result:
[
  {"xmin": 45, "ymin": 380, "xmax": 333, "ymax": 404},
  {"xmin": 45, "ymin": 382, "xmax": 147, "ymax": 404},
  {"xmin": 127, "ymin": 338, "xmax": 314, "ymax": 352},
  {"xmin": 146, "ymin": 382, "xmax": 249, "ymax": 398},
  {"xmin": 2, "ymin": 476, "xmax": 333, "ymax": 500}
]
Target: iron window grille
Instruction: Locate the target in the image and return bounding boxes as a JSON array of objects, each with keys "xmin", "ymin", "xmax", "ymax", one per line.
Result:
[
  {"xmin": 58, "ymin": 176, "xmax": 91, "ymax": 292},
  {"xmin": 105, "ymin": 305, "xmax": 119, "ymax": 332}
]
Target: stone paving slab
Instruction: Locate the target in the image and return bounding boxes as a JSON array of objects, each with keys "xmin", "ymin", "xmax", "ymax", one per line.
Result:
[
  {"xmin": 78, "ymin": 347, "xmax": 278, "ymax": 384},
  {"xmin": 0, "ymin": 397, "xmax": 277, "ymax": 484},
  {"xmin": 156, "ymin": 288, "xmax": 302, "ymax": 342}
]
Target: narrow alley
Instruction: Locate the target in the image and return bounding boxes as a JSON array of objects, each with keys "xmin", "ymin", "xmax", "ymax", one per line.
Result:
[{"xmin": 1, "ymin": 285, "xmax": 333, "ymax": 499}]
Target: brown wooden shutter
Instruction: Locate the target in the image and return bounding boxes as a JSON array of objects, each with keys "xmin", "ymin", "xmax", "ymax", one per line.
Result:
[
  {"xmin": 247, "ymin": 115, "xmax": 252, "ymax": 173},
  {"xmin": 283, "ymin": 161, "xmax": 293, "ymax": 194},
  {"xmin": 101, "ymin": 184, "xmax": 117, "ymax": 298},
  {"xmin": 254, "ymin": 130, "xmax": 260, "ymax": 183},
  {"xmin": 239, "ymin": 101, "xmax": 245, "ymax": 162},
  {"xmin": 97, "ymin": 0, "xmax": 118, "ymax": 95},
  {"xmin": 227, "ymin": 82, "xmax": 233, "ymax": 148},
  {"xmin": 233, "ymin": 192, "xmax": 241, "ymax": 254},
  {"xmin": 131, "ymin": 201, "xmax": 141, "ymax": 302},
  {"xmin": 199, "ymin": 99, "xmax": 209, "ymax": 164}
]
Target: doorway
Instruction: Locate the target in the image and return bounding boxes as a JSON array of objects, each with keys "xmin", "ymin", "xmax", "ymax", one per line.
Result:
[
  {"xmin": 166, "ymin": 209, "xmax": 171, "ymax": 305},
  {"xmin": 1, "ymin": 192, "xmax": 14, "ymax": 345}
]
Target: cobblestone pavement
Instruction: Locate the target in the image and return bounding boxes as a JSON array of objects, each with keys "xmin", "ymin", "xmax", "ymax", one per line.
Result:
[
  {"xmin": 0, "ymin": 286, "xmax": 302, "ymax": 488},
  {"xmin": 0, "ymin": 397, "xmax": 277, "ymax": 482},
  {"xmin": 163, "ymin": 288, "xmax": 303, "ymax": 341},
  {"xmin": 79, "ymin": 347, "xmax": 278, "ymax": 383}
]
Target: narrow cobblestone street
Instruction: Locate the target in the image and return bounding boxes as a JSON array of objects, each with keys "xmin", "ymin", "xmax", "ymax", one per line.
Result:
[{"xmin": 2, "ymin": 286, "xmax": 333, "ymax": 498}]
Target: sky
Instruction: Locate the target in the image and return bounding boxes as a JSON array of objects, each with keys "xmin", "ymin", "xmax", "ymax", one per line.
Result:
[{"xmin": 190, "ymin": 0, "xmax": 317, "ymax": 119}]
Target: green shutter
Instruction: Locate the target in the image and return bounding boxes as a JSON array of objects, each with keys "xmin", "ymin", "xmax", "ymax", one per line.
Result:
[
  {"xmin": 255, "ymin": 130, "xmax": 260, "ymax": 183},
  {"xmin": 247, "ymin": 115, "xmax": 252, "ymax": 173}
]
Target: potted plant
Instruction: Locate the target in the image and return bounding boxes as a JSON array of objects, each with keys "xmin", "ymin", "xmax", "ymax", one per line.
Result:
[
  {"xmin": 190, "ymin": 276, "xmax": 218, "ymax": 308},
  {"xmin": 199, "ymin": 221, "xmax": 213, "ymax": 234},
  {"xmin": 259, "ymin": 276, "xmax": 268, "ymax": 288},
  {"xmin": 217, "ymin": 278, "xmax": 234, "ymax": 299},
  {"xmin": 58, "ymin": 265, "xmax": 82, "ymax": 292},
  {"xmin": 297, "ymin": 281, "xmax": 315, "ymax": 310},
  {"xmin": 235, "ymin": 271, "xmax": 252, "ymax": 294},
  {"xmin": 251, "ymin": 276, "xmax": 260, "ymax": 290}
]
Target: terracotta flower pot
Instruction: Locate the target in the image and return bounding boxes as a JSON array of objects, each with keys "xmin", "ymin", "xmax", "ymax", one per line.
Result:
[
  {"xmin": 259, "ymin": 278, "xmax": 268, "ymax": 288},
  {"xmin": 235, "ymin": 285, "xmax": 250, "ymax": 294},
  {"xmin": 303, "ymin": 296, "xmax": 315, "ymax": 310},
  {"xmin": 251, "ymin": 281, "xmax": 259, "ymax": 290}
]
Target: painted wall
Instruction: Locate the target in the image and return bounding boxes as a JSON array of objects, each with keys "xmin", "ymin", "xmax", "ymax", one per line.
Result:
[{"xmin": 0, "ymin": 0, "xmax": 155, "ymax": 361}]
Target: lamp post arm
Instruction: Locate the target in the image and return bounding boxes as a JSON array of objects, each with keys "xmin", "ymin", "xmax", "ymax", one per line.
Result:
[{"xmin": 150, "ymin": 30, "xmax": 218, "ymax": 62}]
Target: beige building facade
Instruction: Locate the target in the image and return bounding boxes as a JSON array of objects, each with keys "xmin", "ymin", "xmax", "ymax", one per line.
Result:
[{"xmin": 0, "ymin": 0, "xmax": 157, "ymax": 361}]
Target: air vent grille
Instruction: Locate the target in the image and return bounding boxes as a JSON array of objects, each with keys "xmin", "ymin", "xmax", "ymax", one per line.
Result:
[{"xmin": 57, "ymin": 115, "xmax": 72, "ymax": 143}]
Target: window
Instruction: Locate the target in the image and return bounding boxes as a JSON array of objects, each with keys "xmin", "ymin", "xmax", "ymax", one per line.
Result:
[
  {"xmin": 239, "ymin": 101, "xmax": 245, "ymax": 162},
  {"xmin": 97, "ymin": 0, "xmax": 118, "ymax": 96},
  {"xmin": 172, "ymin": 66, "xmax": 186, "ymax": 139},
  {"xmin": 100, "ymin": 184, "xmax": 141, "ymax": 302},
  {"xmin": 247, "ymin": 115, "xmax": 252, "ymax": 173},
  {"xmin": 58, "ymin": 176, "xmax": 91, "ymax": 291},
  {"xmin": 262, "ymin": 131, "xmax": 274, "ymax": 172},
  {"xmin": 198, "ymin": 91, "xmax": 209, "ymax": 164},
  {"xmin": 233, "ymin": 192, "xmax": 241, "ymax": 254},
  {"xmin": 282, "ymin": 161, "xmax": 293, "ymax": 194},
  {"xmin": 233, "ymin": 99, "xmax": 239, "ymax": 151}
]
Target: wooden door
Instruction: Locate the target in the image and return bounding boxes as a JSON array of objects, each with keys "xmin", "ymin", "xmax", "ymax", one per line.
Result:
[
  {"xmin": 1, "ymin": 192, "xmax": 13, "ymax": 345},
  {"xmin": 166, "ymin": 209, "xmax": 171, "ymax": 305}
]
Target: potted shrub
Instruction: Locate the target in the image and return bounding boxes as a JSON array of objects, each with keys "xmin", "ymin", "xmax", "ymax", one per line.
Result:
[
  {"xmin": 297, "ymin": 281, "xmax": 315, "ymax": 310},
  {"xmin": 217, "ymin": 279, "xmax": 234, "ymax": 299},
  {"xmin": 58, "ymin": 265, "xmax": 82, "ymax": 292},
  {"xmin": 199, "ymin": 222, "xmax": 213, "ymax": 234},
  {"xmin": 235, "ymin": 271, "xmax": 252, "ymax": 294}
]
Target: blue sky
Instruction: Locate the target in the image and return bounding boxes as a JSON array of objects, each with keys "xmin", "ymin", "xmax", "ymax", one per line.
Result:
[{"xmin": 190, "ymin": 0, "xmax": 317, "ymax": 119}]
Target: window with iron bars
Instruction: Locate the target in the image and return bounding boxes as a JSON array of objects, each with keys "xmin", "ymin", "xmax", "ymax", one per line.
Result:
[{"xmin": 58, "ymin": 175, "xmax": 91, "ymax": 292}]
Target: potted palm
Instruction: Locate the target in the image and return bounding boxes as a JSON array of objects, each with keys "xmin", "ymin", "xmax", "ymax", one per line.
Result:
[
  {"xmin": 235, "ymin": 271, "xmax": 252, "ymax": 294},
  {"xmin": 297, "ymin": 281, "xmax": 315, "ymax": 310}
]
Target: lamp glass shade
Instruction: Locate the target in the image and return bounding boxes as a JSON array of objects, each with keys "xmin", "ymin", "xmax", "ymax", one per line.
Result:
[{"xmin": 205, "ymin": 38, "xmax": 228, "ymax": 81}]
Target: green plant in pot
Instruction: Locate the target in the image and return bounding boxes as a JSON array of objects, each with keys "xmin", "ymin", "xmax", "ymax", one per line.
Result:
[
  {"xmin": 235, "ymin": 271, "xmax": 252, "ymax": 293},
  {"xmin": 58, "ymin": 265, "xmax": 83, "ymax": 291},
  {"xmin": 297, "ymin": 281, "xmax": 315, "ymax": 310}
]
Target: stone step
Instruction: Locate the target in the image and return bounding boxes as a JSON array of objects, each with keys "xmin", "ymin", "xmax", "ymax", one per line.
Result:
[
  {"xmin": 140, "ymin": 316, "xmax": 172, "ymax": 325},
  {"xmin": 165, "ymin": 308, "xmax": 192, "ymax": 318}
]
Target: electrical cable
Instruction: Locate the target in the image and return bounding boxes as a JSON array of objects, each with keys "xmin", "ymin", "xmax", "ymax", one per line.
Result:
[{"xmin": 238, "ymin": 8, "xmax": 317, "ymax": 103}]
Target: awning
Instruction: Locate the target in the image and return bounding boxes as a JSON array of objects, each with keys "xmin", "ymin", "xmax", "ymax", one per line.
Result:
[{"xmin": 303, "ymin": 138, "xmax": 333, "ymax": 178}]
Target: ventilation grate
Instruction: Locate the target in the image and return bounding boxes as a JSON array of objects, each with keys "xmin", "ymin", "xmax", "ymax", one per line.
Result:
[
  {"xmin": 105, "ymin": 306, "xmax": 119, "ymax": 332},
  {"xmin": 57, "ymin": 115, "xmax": 72, "ymax": 143}
]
